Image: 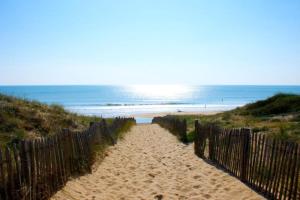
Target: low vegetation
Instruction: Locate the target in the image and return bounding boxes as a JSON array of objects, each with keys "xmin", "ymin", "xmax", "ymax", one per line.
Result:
[
  {"xmin": 172, "ymin": 93, "xmax": 300, "ymax": 143},
  {"xmin": 0, "ymin": 93, "xmax": 102, "ymax": 146}
]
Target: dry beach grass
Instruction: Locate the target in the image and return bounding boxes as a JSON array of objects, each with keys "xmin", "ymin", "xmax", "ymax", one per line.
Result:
[{"xmin": 52, "ymin": 124, "xmax": 264, "ymax": 200}]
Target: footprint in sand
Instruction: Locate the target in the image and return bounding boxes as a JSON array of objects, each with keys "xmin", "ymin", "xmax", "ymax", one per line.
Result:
[
  {"xmin": 144, "ymin": 179, "xmax": 153, "ymax": 183},
  {"xmin": 193, "ymin": 175, "xmax": 201, "ymax": 179},
  {"xmin": 203, "ymin": 194, "xmax": 211, "ymax": 199},
  {"xmin": 154, "ymin": 194, "xmax": 163, "ymax": 200},
  {"xmin": 193, "ymin": 185, "xmax": 201, "ymax": 189}
]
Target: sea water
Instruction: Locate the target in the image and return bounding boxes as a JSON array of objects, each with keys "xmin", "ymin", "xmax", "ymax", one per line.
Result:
[{"xmin": 1, "ymin": 85, "xmax": 300, "ymax": 123}]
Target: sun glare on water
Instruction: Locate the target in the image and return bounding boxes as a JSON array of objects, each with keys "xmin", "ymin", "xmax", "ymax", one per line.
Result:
[{"xmin": 127, "ymin": 85, "xmax": 193, "ymax": 99}]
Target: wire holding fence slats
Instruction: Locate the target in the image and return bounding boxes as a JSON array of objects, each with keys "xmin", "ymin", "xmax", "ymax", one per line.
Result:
[
  {"xmin": 194, "ymin": 120, "xmax": 300, "ymax": 200},
  {"xmin": 0, "ymin": 117, "xmax": 135, "ymax": 200}
]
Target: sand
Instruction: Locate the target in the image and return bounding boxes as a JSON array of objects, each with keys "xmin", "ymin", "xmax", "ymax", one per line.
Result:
[{"xmin": 52, "ymin": 124, "xmax": 264, "ymax": 200}]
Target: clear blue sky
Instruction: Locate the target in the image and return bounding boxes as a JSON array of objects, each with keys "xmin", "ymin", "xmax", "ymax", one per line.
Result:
[{"xmin": 0, "ymin": 0, "xmax": 299, "ymax": 85}]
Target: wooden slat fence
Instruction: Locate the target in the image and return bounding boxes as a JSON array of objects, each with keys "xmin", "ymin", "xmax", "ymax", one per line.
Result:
[
  {"xmin": 152, "ymin": 116, "xmax": 187, "ymax": 143},
  {"xmin": 194, "ymin": 120, "xmax": 300, "ymax": 200},
  {"xmin": 0, "ymin": 117, "xmax": 135, "ymax": 200}
]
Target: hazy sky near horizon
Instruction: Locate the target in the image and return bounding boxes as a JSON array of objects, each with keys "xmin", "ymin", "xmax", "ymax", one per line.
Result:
[{"xmin": 0, "ymin": 0, "xmax": 300, "ymax": 85}]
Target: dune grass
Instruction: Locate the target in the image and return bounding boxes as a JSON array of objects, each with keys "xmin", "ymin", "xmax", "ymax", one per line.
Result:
[
  {"xmin": 171, "ymin": 93, "xmax": 300, "ymax": 143},
  {"xmin": 114, "ymin": 120, "xmax": 136, "ymax": 140},
  {"xmin": 0, "ymin": 93, "xmax": 102, "ymax": 146}
]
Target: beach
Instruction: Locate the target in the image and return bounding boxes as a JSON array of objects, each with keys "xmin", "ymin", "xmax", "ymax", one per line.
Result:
[
  {"xmin": 131, "ymin": 110, "xmax": 221, "ymax": 118},
  {"xmin": 132, "ymin": 111, "xmax": 221, "ymax": 123},
  {"xmin": 2, "ymin": 0, "xmax": 300, "ymax": 198},
  {"xmin": 52, "ymin": 124, "xmax": 263, "ymax": 200}
]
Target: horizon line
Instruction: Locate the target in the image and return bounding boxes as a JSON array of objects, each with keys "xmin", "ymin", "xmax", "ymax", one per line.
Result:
[{"xmin": 1, "ymin": 84, "xmax": 300, "ymax": 87}]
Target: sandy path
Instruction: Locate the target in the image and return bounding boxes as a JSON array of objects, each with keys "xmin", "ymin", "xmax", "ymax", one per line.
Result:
[{"xmin": 52, "ymin": 124, "xmax": 264, "ymax": 200}]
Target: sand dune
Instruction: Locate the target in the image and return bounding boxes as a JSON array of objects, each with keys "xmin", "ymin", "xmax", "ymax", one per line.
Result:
[{"xmin": 52, "ymin": 124, "xmax": 264, "ymax": 200}]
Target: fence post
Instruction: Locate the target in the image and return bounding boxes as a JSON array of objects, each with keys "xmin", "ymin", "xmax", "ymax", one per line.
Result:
[
  {"xmin": 29, "ymin": 141, "xmax": 37, "ymax": 200},
  {"xmin": 20, "ymin": 140, "xmax": 32, "ymax": 200},
  {"xmin": 89, "ymin": 122, "xmax": 95, "ymax": 127},
  {"xmin": 5, "ymin": 147, "xmax": 14, "ymax": 200},
  {"xmin": 208, "ymin": 125, "xmax": 216, "ymax": 161},
  {"xmin": 240, "ymin": 128, "xmax": 251, "ymax": 182},
  {"xmin": 194, "ymin": 120, "xmax": 199, "ymax": 156},
  {"xmin": 182, "ymin": 119, "xmax": 188, "ymax": 143}
]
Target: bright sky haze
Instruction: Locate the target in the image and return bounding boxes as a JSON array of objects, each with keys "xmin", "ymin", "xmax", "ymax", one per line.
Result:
[{"xmin": 0, "ymin": 0, "xmax": 300, "ymax": 85}]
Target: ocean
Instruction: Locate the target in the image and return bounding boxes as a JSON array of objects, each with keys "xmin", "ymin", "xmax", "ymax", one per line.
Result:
[{"xmin": 1, "ymin": 85, "xmax": 300, "ymax": 123}]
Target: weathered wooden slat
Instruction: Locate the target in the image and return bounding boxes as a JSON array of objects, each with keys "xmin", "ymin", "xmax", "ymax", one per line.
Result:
[
  {"xmin": 220, "ymin": 129, "xmax": 226, "ymax": 166},
  {"xmin": 257, "ymin": 135, "xmax": 265, "ymax": 191},
  {"xmin": 53, "ymin": 137, "xmax": 60, "ymax": 190},
  {"xmin": 29, "ymin": 140, "xmax": 37, "ymax": 200},
  {"xmin": 292, "ymin": 144, "xmax": 300, "ymax": 200},
  {"xmin": 233, "ymin": 130, "xmax": 239, "ymax": 176},
  {"xmin": 49, "ymin": 138, "xmax": 56, "ymax": 192},
  {"xmin": 34, "ymin": 140, "xmax": 41, "ymax": 200},
  {"xmin": 283, "ymin": 142, "xmax": 294, "ymax": 199},
  {"xmin": 57, "ymin": 134, "xmax": 66, "ymax": 184},
  {"xmin": 62, "ymin": 129, "xmax": 70, "ymax": 178},
  {"xmin": 289, "ymin": 143, "xmax": 298, "ymax": 200},
  {"xmin": 253, "ymin": 134, "xmax": 261, "ymax": 188},
  {"xmin": 248, "ymin": 133, "xmax": 255, "ymax": 185},
  {"xmin": 259, "ymin": 135, "xmax": 268, "ymax": 192},
  {"xmin": 0, "ymin": 148, "xmax": 6, "ymax": 200},
  {"xmin": 275, "ymin": 141, "xmax": 288, "ymax": 199},
  {"xmin": 12, "ymin": 144, "xmax": 22, "ymax": 199},
  {"xmin": 265, "ymin": 138, "xmax": 275, "ymax": 197},
  {"xmin": 232, "ymin": 129, "xmax": 238, "ymax": 176},
  {"xmin": 250, "ymin": 133, "xmax": 258, "ymax": 187},
  {"xmin": 5, "ymin": 147, "xmax": 14, "ymax": 200},
  {"xmin": 41, "ymin": 138, "xmax": 48, "ymax": 200},
  {"xmin": 240, "ymin": 128, "xmax": 250, "ymax": 183},
  {"xmin": 20, "ymin": 140, "xmax": 32, "ymax": 200},
  {"xmin": 271, "ymin": 140, "xmax": 282, "ymax": 199},
  {"xmin": 54, "ymin": 135, "xmax": 63, "ymax": 187},
  {"xmin": 224, "ymin": 129, "xmax": 231, "ymax": 169},
  {"xmin": 229, "ymin": 129, "xmax": 236, "ymax": 175}
]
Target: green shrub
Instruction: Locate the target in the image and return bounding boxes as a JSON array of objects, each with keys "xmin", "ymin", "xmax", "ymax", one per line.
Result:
[{"xmin": 242, "ymin": 93, "xmax": 300, "ymax": 116}]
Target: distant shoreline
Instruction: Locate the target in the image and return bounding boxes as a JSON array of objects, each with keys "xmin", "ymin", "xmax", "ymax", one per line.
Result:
[{"xmin": 130, "ymin": 110, "xmax": 222, "ymax": 118}]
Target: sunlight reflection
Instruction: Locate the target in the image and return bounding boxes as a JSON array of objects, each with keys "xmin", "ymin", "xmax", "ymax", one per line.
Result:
[{"xmin": 127, "ymin": 85, "xmax": 193, "ymax": 99}]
